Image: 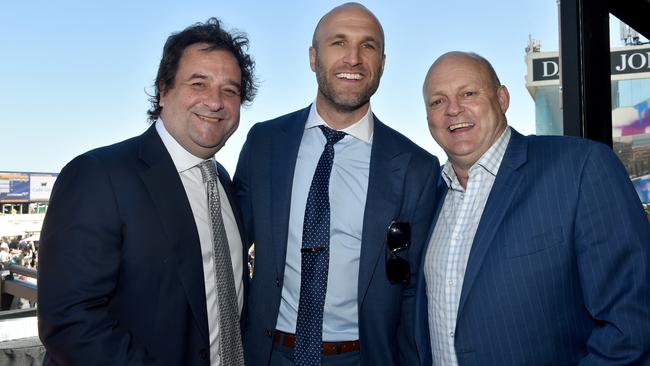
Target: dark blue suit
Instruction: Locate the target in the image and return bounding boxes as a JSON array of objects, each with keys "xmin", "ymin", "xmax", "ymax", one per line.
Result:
[
  {"xmin": 415, "ymin": 129, "xmax": 650, "ymax": 365},
  {"xmin": 38, "ymin": 125, "xmax": 248, "ymax": 365},
  {"xmin": 234, "ymin": 106, "xmax": 440, "ymax": 365}
]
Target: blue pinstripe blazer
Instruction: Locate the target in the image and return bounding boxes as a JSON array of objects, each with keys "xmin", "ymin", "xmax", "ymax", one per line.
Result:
[{"xmin": 415, "ymin": 128, "xmax": 650, "ymax": 365}]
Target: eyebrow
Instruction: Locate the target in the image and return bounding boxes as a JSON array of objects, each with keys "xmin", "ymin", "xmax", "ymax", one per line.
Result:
[
  {"xmin": 227, "ymin": 79, "xmax": 242, "ymax": 90},
  {"xmin": 435, "ymin": 82, "xmax": 480, "ymax": 92},
  {"xmin": 426, "ymin": 93, "xmax": 445, "ymax": 103},
  {"xmin": 328, "ymin": 33, "xmax": 380, "ymax": 44},
  {"xmin": 185, "ymin": 73, "xmax": 208, "ymax": 81},
  {"xmin": 185, "ymin": 73, "xmax": 242, "ymax": 89}
]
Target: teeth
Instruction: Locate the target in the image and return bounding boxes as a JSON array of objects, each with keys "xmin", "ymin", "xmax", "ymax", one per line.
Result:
[
  {"xmin": 336, "ymin": 73, "xmax": 362, "ymax": 80},
  {"xmin": 449, "ymin": 122, "xmax": 474, "ymax": 131},
  {"xmin": 197, "ymin": 114, "xmax": 220, "ymax": 122}
]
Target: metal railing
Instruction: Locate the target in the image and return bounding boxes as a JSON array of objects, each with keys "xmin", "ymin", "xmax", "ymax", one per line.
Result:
[
  {"xmin": 1, "ymin": 264, "xmax": 37, "ymax": 312},
  {"xmin": 0, "ymin": 264, "xmax": 41, "ymax": 365}
]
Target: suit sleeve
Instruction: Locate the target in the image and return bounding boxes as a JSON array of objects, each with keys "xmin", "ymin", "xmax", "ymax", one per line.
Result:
[
  {"xmin": 398, "ymin": 155, "xmax": 440, "ymax": 365},
  {"xmin": 38, "ymin": 154, "xmax": 152, "ymax": 365},
  {"xmin": 576, "ymin": 143, "xmax": 650, "ymax": 365}
]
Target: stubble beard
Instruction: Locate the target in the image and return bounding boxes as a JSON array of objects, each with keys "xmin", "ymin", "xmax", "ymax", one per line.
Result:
[{"xmin": 314, "ymin": 56, "xmax": 380, "ymax": 113}]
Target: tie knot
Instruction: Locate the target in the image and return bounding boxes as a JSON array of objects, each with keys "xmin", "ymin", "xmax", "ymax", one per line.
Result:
[
  {"xmin": 197, "ymin": 160, "xmax": 218, "ymax": 183},
  {"xmin": 319, "ymin": 125, "xmax": 346, "ymax": 145}
]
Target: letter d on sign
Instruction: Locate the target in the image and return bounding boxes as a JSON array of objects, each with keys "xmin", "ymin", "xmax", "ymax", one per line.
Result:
[{"xmin": 542, "ymin": 61, "xmax": 559, "ymax": 77}]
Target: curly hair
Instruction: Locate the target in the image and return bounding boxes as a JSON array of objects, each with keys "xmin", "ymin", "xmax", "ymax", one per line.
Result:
[{"xmin": 147, "ymin": 17, "xmax": 257, "ymax": 123}]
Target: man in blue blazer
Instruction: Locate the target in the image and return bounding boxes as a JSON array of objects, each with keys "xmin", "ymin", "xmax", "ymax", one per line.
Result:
[
  {"xmin": 38, "ymin": 19, "xmax": 256, "ymax": 365},
  {"xmin": 415, "ymin": 51, "xmax": 650, "ymax": 365},
  {"xmin": 234, "ymin": 3, "xmax": 439, "ymax": 365}
]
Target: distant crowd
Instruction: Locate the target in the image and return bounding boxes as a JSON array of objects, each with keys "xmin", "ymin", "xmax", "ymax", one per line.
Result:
[
  {"xmin": 1, "ymin": 235, "xmax": 37, "ymax": 310},
  {"xmin": 0, "ymin": 235, "xmax": 37, "ymax": 271}
]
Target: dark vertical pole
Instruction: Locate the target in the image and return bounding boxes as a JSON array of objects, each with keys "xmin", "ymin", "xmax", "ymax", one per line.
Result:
[
  {"xmin": 583, "ymin": 0, "xmax": 613, "ymax": 146},
  {"xmin": 559, "ymin": 0, "xmax": 613, "ymax": 146},
  {"xmin": 559, "ymin": 0, "xmax": 582, "ymax": 137}
]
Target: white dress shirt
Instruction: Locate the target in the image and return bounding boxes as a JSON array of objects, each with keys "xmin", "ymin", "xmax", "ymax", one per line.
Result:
[
  {"xmin": 425, "ymin": 127, "xmax": 511, "ymax": 366},
  {"xmin": 156, "ymin": 120, "xmax": 244, "ymax": 366}
]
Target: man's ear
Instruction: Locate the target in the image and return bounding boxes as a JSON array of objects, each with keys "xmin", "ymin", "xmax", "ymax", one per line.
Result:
[
  {"xmin": 309, "ymin": 47, "xmax": 317, "ymax": 72},
  {"xmin": 159, "ymin": 83, "xmax": 168, "ymax": 107},
  {"xmin": 497, "ymin": 85, "xmax": 510, "ymax": 114}
]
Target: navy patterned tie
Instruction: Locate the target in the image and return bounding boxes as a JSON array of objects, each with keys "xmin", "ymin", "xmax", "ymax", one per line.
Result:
[
  {"xmin": 295, "ymin": 125, "xmax": 346, "ymax": 366},
  {"xmin": 197, "ymin": 160, "xmax": 244, "ymax": 366}
]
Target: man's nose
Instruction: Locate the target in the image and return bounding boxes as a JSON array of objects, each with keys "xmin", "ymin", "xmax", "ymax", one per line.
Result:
[
  {"xmin": 445, "ymin": 97, "xmax": 464, "ymax": 116},
  {"xmin": 203, "ymin": 89, "xmax": 224, "ymax": 111},
  {"xmin": 342, "ymin": 46, "xmax": 361, "ymax": 66}
]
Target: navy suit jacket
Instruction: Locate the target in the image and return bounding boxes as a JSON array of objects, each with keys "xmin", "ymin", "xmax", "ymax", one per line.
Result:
[
  {"xmin": 38, "ymin": 125, "xmax": 248, "ymax": 365},
  {"xmin": 234, "ymin": 106, "xmax": 440, "ymax": 365},
  {"xmin": 415, "ymin": 129, "xmax": 650, "ymax": 365}
]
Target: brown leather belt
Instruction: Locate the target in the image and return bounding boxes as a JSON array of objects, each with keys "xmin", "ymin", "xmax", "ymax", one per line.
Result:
[{"xmin": 273, "ymin": 330, "xmax": 360, "ymax": 355}]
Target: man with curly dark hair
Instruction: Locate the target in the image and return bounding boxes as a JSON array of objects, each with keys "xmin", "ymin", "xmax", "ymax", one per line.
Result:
[{"xmin": 38, "ymin": 18, "xmax": 255, "ymax": 365}]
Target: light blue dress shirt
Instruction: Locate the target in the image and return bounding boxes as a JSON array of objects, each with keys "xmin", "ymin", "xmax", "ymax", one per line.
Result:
[{"xmin": 275, "ymin": 103, "xmax": 373, "ymax": 341}]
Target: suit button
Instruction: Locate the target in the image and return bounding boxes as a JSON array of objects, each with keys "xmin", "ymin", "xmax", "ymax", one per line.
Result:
[
  {"xmin": 276, "ymin": 278, "xmax": 280, "ymax": 287},
  {"xmin": 199, "ymin": 349, "xmax": 209, "ymax": 360},
  {"xmin": 266, "ymin": 328, "xmax": 273, "ymax": 337}
]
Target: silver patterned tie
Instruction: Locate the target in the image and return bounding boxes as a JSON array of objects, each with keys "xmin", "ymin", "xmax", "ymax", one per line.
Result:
[{"xmin": 198, "ymin": 160, "xmax": 244, "ymax": 366}]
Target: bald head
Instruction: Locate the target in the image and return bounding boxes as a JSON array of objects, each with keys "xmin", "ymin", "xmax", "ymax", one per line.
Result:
[
  {"xmin": 312, "ymin": 2, "xmax": 385, "ymax": 54},
  {"xmin": 424, "ymin": 51, "xmax": 501, "ymax": 95}
]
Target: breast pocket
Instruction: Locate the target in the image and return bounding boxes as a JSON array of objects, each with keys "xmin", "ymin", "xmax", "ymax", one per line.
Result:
[{"xmin": 504, "ymin": 227, "xmax": 565, "ymax": 258}]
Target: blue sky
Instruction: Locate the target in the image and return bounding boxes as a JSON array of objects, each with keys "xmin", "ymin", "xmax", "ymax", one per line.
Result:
[{"xmin": 2, "ymin": 0, "xmax": 565, "ymax": 174}]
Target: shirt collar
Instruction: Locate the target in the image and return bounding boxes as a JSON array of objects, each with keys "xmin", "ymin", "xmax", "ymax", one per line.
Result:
[
  {"xmin": 305, "ymin": 100, "xmax": 374, "ymax": 143},
  {"xmin": 155, "ymin": 118, "xmax": 215, "ymax": 174},
  {"xmin": 441, "ymin": 126, "xmax": 511, "ymax": 188}
]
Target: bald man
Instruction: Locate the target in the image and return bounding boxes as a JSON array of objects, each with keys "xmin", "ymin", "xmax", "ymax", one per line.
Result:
[
  {"xmin": 234, "ymin": 3, "xmax": 439, "ymax": 365},
  {"xmin": 415, "ymin": 51, "xmax": 650, "ymax": 365}
]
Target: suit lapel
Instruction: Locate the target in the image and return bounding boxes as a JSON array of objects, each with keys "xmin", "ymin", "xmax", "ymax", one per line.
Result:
[
  {"xmin": 457, "ymin": 129, "xmax": 527, "ymax": 316},
  {"xmin": 271, "ymin": 107, "xmax": 310, "ymax": 278},
  {"xmin": 415, "ymin": 165, "xmax": 446, "ymax": 362},
  {"xmin": 417, "ymin": 176, "xmax": 448, "ymax": 311},
  {"xmin": 422, "ymin": 177, "xmax": 449, "ymax": 268},
  {"xmin": 358, "ymin": 118, "xmax": 409, "ymax": 305},
  {"xmin": 137, "ymin": 125, "xmax": 209, "ymax": 342}
]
